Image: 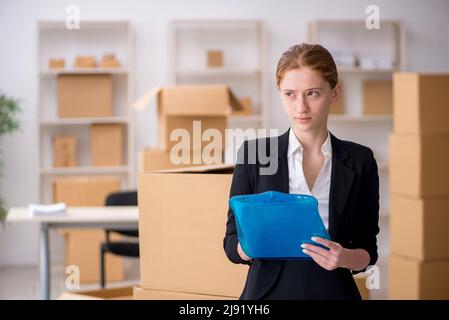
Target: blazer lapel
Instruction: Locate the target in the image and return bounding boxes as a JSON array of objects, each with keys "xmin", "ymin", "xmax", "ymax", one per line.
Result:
[{"xmin": 328, "ymin": 133, "xmax": 355, "ymax": 241}]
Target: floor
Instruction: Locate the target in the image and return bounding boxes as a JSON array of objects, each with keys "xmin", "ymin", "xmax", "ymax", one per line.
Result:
[
  {"xmin": 0, "ymin": 259, "xmax": 140, "ymax": 300},
  {"xmin": 0, "ymin": 258, "xmax": 388, "ymax": 300}
]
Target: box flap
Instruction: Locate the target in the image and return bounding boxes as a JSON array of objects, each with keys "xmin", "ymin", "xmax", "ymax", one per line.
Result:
[
  {"xmin": 134, "ymin": 84, "xmax": 243, "ymax": 115},
  {"xmin": 133, "ymin": 86, "xmax": 162, "ymax": 112},
  {"xmin": 152, "ymin": 163, "xmax": 234, "ymax": 174}
]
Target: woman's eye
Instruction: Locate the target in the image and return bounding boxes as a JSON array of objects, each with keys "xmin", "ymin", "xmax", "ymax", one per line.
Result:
[
  {"xmin": 285, "ymin": 92, "xmax": 294, "ymax": 97},
  {"xmin": 307, "ymin": 91, "xmax": 319, "ymax": 97}
]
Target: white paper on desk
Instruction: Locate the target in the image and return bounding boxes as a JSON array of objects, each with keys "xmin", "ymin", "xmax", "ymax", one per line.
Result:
[{"xmin": 28, "ymin": 203, "xmax": 67, "ymax": 216}]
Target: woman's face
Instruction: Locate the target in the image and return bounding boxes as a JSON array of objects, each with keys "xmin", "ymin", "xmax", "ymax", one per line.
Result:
[{"xmin": 279, "ymin": 67, "xmax": 340, "ymax": 134}]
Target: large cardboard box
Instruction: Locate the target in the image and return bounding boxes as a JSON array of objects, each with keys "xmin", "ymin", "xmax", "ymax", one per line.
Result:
[
  {"xmin": 133, "ymin": 287, "xmax": 237, "ymax": 300},
  {"xmin": 363, "ymin": 80, "xmax": 393, "ymax": 114},
  {"xmin": 58, "ymin": 74, "xmax": 112, "ymax": 118},
  {"xmin": 90, "ymin": 124, "xmax": 124, "ymax": 166},
  {"xmin": 388, "ymin": 254, "xmax": 449, "ymax": 300},
  {"xmin": 389, "ymin": 133, "xmax": 449, "ymax": 197},
  {"xmin": 139, "ymin": 148, "xmax": 215, "ymax": 172},
  {"xmin": 53, "ymin": 135, "xmax": 77, "ymax": 167},
  {"xmin": 391, "ymin": 195, "xmax": 449, "ymax": 260},
  {"xmin": 134, "ymin": 85, "xmax": 243, "ymax": 151},
  {"xmin": 53, "ymin": 176, "xmax": 124, "ymax": 283},
  {"xmin": 138, "ymin": 164, "xmax": 248, "ymax": 296},
  {"xmin": 393, "ymin": 73, "xmax": 449, "ymax": 133},
  {"xmin": 59, "ymin": 287, "xmax": 132, "ymax": 300}
]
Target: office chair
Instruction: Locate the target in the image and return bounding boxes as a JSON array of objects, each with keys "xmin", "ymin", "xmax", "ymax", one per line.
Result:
[{"xmin": 100, "ymin": 190, "xmax": 139, "ymax": 288}]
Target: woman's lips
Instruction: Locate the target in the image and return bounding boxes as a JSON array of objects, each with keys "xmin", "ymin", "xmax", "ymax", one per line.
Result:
[{"xmin": 295, "ymin": 117, "xmax": 312, "ymax": 123}]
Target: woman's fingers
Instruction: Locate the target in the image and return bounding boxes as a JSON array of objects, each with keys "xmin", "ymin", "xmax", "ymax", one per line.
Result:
[
  {"xmin": 303, "ymin": 249, "xmax": 333, "ymax": 270},
  {"xmin": 311, "ymin": 236, "xmax": 338, "ymax": 250},
  {"xmin": 301, "ymin": 243, "xmax": 331, "ymax": 258}
]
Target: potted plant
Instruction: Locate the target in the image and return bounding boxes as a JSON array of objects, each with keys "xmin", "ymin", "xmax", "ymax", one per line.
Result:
[{"xmin": 0, "ymin": 91, "xmax": 21, "ymax": 222}]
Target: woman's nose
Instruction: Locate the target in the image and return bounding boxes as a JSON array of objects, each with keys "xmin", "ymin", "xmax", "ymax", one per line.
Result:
[{"xmin": 295, "ymin": 96, "xmax": 309, "ymax": 114}]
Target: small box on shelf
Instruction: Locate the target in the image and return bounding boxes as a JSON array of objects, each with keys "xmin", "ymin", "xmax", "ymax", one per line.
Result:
[
  {"xmin": 207, "ymin": 50, "xmax": 224, "ymax": 68},
  {"xmin": 99, "ymin": 53, "xmax": 120, "ymax": 68},
  {"xmin": 48, "ymin": 58, "xmax": 65, "ymax": 69},
  {"xmin": 90, "ymin": 123, "xmax": 124, "ymax": 167},
  {"xmin": 75, "ymin": 56, "xmax": 97, "ymax": 68},
  {"xmin": 363, "ymin": 80, "xmax": 393, "ymax": 115},
  {"xmin": 53, "ymin": 135, "xmax": 77, "ymax": 167}
]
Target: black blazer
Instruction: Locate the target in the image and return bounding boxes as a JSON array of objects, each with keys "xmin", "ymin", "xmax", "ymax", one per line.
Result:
[{"xmin": 223, "ymin": 128, "xmax": 380, "ymax": 300}]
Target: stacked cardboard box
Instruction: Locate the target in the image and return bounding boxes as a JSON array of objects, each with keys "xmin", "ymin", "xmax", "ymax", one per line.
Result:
[
  {"xmin": 53, "ymin": 176, "xmax": 124, "ymax": 284},
  {"xmin": 363, "ymin": 80, "xmax": 393, "ymax": 114},
  {"xmin": 90, "ymin": 124, "xmax": 124, "ymax": 166},
  {"xmin": 136, "ymin": 164, "xmax": 248, "ymax": 299},
  {"xmin": 136, "ymin": 85, "xmax": 243, "ymax": 172},
  {"xmin": 388, "ymin": 73, "xmax": 449, "ymax": 299},
  {"xmin": 53, "ymin": 136, "xmax": 77, "ymax": 167},
  {"xmin": 58, "ymin": 74, "xmax": 112, "ymax": 118}
]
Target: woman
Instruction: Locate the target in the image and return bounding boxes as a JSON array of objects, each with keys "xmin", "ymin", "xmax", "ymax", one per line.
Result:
[{"xmin": 223, "ymin": 43, "xmax": 380, "ymax": 300}]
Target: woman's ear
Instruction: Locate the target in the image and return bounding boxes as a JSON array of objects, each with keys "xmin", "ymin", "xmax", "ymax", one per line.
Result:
[{"xmin": 331, "ymin": 83, "xmax": 341, "ymax": 104}]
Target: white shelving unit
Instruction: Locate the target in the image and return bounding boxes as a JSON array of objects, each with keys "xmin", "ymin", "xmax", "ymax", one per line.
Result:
[
  {"xmin": 308, "ymin": 20, "xmax": 405, "ymax": 221},
  {"xmin": 37, "ymin": 20, "xmax": 134, "ymax": 203},
  {"xmin": 168, "ymin": 19, "xmax": 268, "ymax": 130}
]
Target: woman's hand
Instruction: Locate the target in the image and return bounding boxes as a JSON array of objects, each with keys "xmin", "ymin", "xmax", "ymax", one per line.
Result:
[
  {"xmin": 237, "ymin": 242, "xmax": 252, "ymax": 262},
  {"xmin": 301, "ymin": 237, "xmax": 370, "ymax": 272}
]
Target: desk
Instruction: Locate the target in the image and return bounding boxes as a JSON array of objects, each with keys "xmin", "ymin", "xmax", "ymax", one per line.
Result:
[{"xmin": 6, "ymin": 206, "xmax": 138, "ymax": 300}]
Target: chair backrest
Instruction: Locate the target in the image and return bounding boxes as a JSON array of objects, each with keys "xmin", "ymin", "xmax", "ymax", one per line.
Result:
[{"xmin": 104, "ymin": 191, "xmax": 137, "ymax": 206}]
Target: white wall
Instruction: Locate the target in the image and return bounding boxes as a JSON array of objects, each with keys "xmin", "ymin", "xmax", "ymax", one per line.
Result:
[{"xmin": 1, "ymin": 0, "xmax": 449, "ymax": 266}]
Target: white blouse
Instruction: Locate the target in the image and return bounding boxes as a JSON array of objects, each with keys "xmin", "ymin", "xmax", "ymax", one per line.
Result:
[{"xmin": 287, "ymin": 128, "xmax": 332, "ymax": 230}]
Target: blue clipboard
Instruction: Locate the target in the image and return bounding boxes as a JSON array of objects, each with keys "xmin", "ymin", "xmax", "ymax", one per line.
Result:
[{"xmin": 229, "ymin": 191, "xmax": 330, "ymax": 259}]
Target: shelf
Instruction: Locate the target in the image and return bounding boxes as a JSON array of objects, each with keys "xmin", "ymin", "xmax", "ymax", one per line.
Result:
[
  {"xmin": 40, "ymin": 166, "xmax": 130, "ymax": 175},
  {"xmin": 328, "ymin": 115, "xmax": 392, "ymax": 122},
  {"xmin": 40, "ymin": 68, "xmax": 128, "ymax": 75},
  {"xmin": 171, "ymin": 20, "xmax": 261, "ymax": 30},
  {"xmin": 176, "ymin": 68, "xmax": 261, "ymax": 77},
  {"xmin": 40, "ymin": 117, "xmax": 129, "ymax": 126},
  {"xmin": 38, "ymin": 20, "xmax": 130, "ymax": 30}
]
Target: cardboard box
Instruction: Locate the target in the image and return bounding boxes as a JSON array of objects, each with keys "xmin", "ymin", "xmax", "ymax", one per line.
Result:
[
  {"xmin": 100, "ymin": 54, "xmax": 120, "ymax": 68},
  {"xmin": 363, "ymin": 80, "xmax": 393, "ymax": 114},
  {"xmin": 135, "ymin": 85, "xmax": 242, "ymax": 151},
  {"xmin": 133, "ymin": 287, "xmax": 237, "ymax": 300},
  {"xmin": 354, "ymin": 274, "xmax": 370, "ymax": 300},
  {"xmin": 75, "ymin": 56, "xmax": 97, "ymax": 68},
  {"xmin": 330, "ymin": 82, "xmax": 344, "ymax": 114},
  {"xmin": 49, "ymin": 58, "xmax": 65, "ymax": 69},
  {"xmin": 90, "ymin": 124, "xmax": 124, "ymax": 166},
  {"xmin": 139, "ymin": 148, "xmax": 216, "ymax": 172},
  {"xmin": 58, "ymin": 74, "xmax": 112, "ymax": 118},
  {"xmin": 62, "ymin": 229, "xmax": 124, "ymax": 283},
  {"xmin": 207, "ymin": 50, "xmax": 224, "ymax": 68},
  {"xmin": 393, "ymin": 73, "xmax": 449, "ymax": 133},
  {"xmin": 53, "ymin": 135, "xmax": 77, "ymax": 167},
  {"xmin": 59, "ymin": 287, "xmax": 132, "ymax": 300},
  {"xmin": 53, "ymin": 176, "xmax": 124, "ymax": 283},
  {"xmin": 389, "ymin": 133, "xmax": 449, "ymax": 197},
  {"xmin": 231, "ymin": 97, "xmax": 253, "ymax": 116},
  {"xmin": 391, "ymin": 195, "xmax": 449, "ymax": 260},
  {"xmin": 138, "ymin": 164, "xmax": 248, "ymax": 296},
  {"xmin": 53, "ymin": 176, "xmax": 121, "ymax": 206},
  {"xmin": 388, "ymin": 254, "xmax": 449, "ymax": 300}
]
